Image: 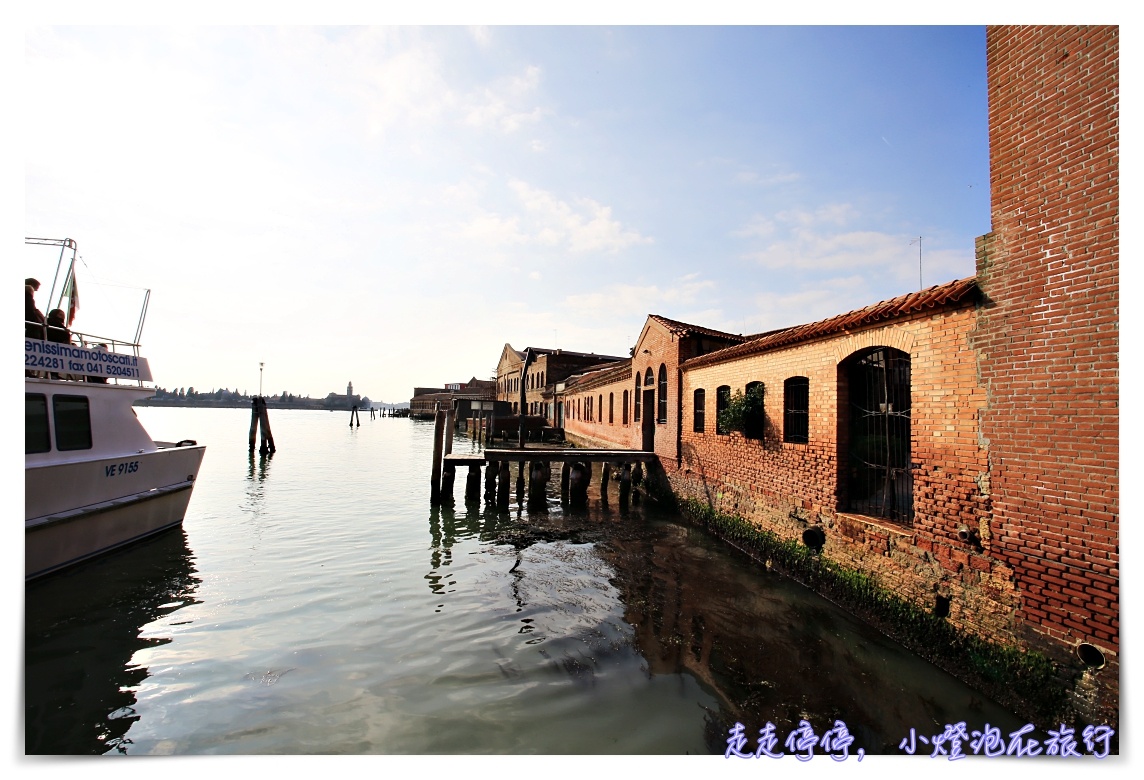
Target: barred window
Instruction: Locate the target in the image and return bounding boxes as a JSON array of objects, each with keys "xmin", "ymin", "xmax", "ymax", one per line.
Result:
[
  {"xmin": 657, "ymin": 364, "xmax": 668, "ymax": 424},
  {"xmin": 784, "ymin": 377, "xmax": 809, "ymax": 443},
  {"xmin": 693, "ymin": 388, "xmax": 705, "ymax": 433}
]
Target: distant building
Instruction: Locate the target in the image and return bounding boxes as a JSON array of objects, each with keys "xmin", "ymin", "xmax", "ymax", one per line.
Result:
[
  {"xmin": 325, "ymin": 380, "xmax": 370, "ymax": 410},
  {"xmin": 409, "ymin": 377, "xmax": 496, "ymax": 419},
  {"xmin": 495, "ymin": 344, "xmax": 626, "ymax": 423}
]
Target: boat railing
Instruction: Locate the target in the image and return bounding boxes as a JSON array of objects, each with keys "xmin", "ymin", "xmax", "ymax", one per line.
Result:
[{"xmin": 25, "ymin": 321, "xmax": 149, "ymax": 387}]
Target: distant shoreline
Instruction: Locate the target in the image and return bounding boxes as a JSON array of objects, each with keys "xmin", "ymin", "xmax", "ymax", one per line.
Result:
[{"xmin": 135, "ymin": 399, "xmax": 409, "ymax": 411}]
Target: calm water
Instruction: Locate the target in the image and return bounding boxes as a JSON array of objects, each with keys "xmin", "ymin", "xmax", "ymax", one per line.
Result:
[{"xmin": 25, "ymin": 407, "xmax": 1024, "ymax": 755}]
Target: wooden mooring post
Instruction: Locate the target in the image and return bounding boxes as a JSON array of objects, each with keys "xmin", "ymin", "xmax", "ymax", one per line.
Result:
[
  {"xmin": 248, "ymin": 396, "xmax": 276, "ymax": 454},
  {"xmin": 349, "ymin": 404, "xmax": 360, "ymax": 427},
  {"xmin": 430, "ymin": 404, "xmax": 445, "ymax": 506}
]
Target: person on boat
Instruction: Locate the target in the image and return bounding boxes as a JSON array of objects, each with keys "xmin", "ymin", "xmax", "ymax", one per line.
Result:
[
  {"xmin": 25, "ymin": 280, "xmax": 46, "ymax": 340},
  {"xmin": 45, "ymin": 309, "xmax": 75, "ymax": 380},
  {"xmin": 46, "ymin": 309, "xmax": 72, "ymax": 345}
]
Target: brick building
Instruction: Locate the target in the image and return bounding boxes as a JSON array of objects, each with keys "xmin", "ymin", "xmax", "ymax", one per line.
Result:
[
  {"xmin": 973, "ymin": 25, "xmax": 1118, "ymax": 717},
  {"xmin": 545, "ymin": 25, "xmax": 1118, "ymax": 723},
  {"xmin": 495, "ymin": 343, "xmax": 625, "ymax": 422},
  {"xmin": 559, "ymin": 315, "xmax": 745, "ymax": 456},
  {"xmin": 408, "ymin": 377, "xmax": 495, "ymax": 419}
]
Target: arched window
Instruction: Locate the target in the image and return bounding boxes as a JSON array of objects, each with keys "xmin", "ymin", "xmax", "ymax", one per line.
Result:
[
  {"xmin": 622, "ymin": 390, "xmax": 629, "ymax": 425},
  {"xmin": 657, "ymin": 364, "xmax": 668, "ymax": 424},
  {"xmin": 784, "ymin": 377, "xmax": 809, "ymax": 443},
  {"xmin": 744, "ymin": 381, "xmax": 765, "ymax": 440},
  {"xmin": 634, "ymin": 373, "xmax": 642, "ymax": 421},
  {"xmin": 716, "ymin": 385, "xmax": 731, "ymax": 435},
  {"xmin": 693, "ymin": 388, "xmax": 706, "ymax": 433},
  {"xmin": 598, "ymin": 394, "xmax": 603, "ymax": 424},
  {"xmin": 840, "ymin": 347, "xmax": 912, "ymax": 523},
  {"xmin": 609, "ymin": 392, "xmax": 614, "ymax": 424}
]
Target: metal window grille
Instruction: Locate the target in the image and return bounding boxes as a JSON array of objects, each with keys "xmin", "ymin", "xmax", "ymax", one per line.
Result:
[
  {"xmin": 657, "ymin": 365, "xmax": 668, "ymax": 423},
  {"xmin": 845, "ymin": 348, "xmax": 912, "ymax": 523},
  {"xmin": 784, "ymin": 376, "xmax": 809, "ymax": 443}
]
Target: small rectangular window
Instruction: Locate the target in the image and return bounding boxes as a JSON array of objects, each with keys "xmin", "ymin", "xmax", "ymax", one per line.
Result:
[
  {"xmin": 784, "ymin": 376, "xmax": 810, "ymax": 443},
  {"xmin": 26, "ymin": 393, "xmax": 50, "ymax": 454},
  {"xmin": 54, "ymin": 395, "xmax": 93, "ymax": 451},
  {"xmin": 693, "ymin": 389, "xmax": 706, "ymax": 433}
]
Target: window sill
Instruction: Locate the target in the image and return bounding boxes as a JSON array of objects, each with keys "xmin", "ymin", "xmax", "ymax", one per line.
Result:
[{"xmin": 834, "ymin": 512, "xmax": 913, "ymax": 537}]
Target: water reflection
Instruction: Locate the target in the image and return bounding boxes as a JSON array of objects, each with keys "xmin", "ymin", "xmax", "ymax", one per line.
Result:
[
  {"xmin": 25, "ymin": 528, "xmax": 201, "ymax": 755},
  {"xmin": 423, "ymin": 477, "xmax": 1026, "ymax": 755}
]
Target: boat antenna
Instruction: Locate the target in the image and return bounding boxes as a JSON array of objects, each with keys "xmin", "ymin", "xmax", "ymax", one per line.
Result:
[
  {"xmin": 133, "ymin": 288, "xmax": 151, "ymax": 347},
  {"xmin": 910, "ymin": 236, "xmax": 923, "ymax": 289}
]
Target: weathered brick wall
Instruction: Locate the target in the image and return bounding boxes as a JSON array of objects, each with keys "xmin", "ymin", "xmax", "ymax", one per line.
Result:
[
  {"xmin": 561, "ymin": 368, "xmax": 638, "ymax": 449},
  {"xmin": 669, "ymin": 305, "xmax": 1024, "ymax": 643},
  {"xmin": 974, "ymin": 26, "xmax": 1118, "ymax": 716}
]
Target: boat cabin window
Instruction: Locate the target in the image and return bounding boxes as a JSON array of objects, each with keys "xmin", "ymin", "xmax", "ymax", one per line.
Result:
[
  {"xmin": 53, "ymin": 395, "xmax": 93, "ymax": 452},
  {"xmin": 25, "ymin": 393, "xmax": 51, "ymax": 454}
]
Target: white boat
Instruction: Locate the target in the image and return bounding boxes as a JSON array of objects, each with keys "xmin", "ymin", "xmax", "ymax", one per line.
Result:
[{"xmin": 24, "ymin": 237, "xmax": 206, "ymax": 580}]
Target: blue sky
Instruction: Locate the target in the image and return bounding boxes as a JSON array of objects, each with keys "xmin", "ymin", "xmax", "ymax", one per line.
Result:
[{"xmin": 24, "ymin": 23, "xmax": 992, "ymax": 403}]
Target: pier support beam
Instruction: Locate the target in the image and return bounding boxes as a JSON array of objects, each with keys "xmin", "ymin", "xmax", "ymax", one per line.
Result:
[
  {"xmin": 441, "ymin": 462, "xmax": 456, "ymax": 506},
  {"xmin": 465, "ymin": 464, "xmax": 482, "ymax": 504},
  {"xmin": 485, "ymin": 460, "xmax": 498, "ymax": 503},
  {"xmin": 497, "ymin": 461, "xmax": 511, "ymax": 509},
  {"xmin": 568, "ymin": 461, "xmax": 589, "ymax": 508},
  {"xmin": 560, "ymin": 462, "xmax": 571, "ymax": 505},
  {"xmin": 528, "ymin": 461, "xmax": 548, "ymax": 510},
  {"xmin": 430, "ymin": 405, "xmax": 445, "ymax": 506},
  {"xmin": 618, "ymin": 463, "xmax": 632, "ymax": 509},
  {"xmin": 600, "ymin": 463, "xmax": 611, "ymax": 504}
]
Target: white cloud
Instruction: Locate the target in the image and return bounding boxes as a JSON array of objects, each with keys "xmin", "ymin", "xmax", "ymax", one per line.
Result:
[
  {"xmin": 736, "ymin": 169, "xmax": 801, "ymax": 187},
  {"xmin": 509, "ymin": 180, "xmax": 653, "ymax": 254},
  {"xmin": 469, "ymin": 26, "xmax": 492, "ymax": 47},
  {"xmin": 463, "ymin": 65, "xmax": 547, "ymax": 133},
  {"xmin": 564, "ymin": 275, "xmax": 716, "ymax": 315}
]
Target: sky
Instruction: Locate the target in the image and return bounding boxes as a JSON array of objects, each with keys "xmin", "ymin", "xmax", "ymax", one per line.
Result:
[{"xmin": 25, "ymin": 22, "xmax": 993, "ymax": 404}]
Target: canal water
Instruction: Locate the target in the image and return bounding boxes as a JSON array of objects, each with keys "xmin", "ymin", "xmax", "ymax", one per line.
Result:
[{"xmin": 25, "ymin": 407, "xmax": 1025, "ymax": 756}]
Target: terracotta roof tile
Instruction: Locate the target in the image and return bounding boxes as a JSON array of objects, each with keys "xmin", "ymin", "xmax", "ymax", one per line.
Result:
[
  {"xmin": 683, "ymin": 277, "xmax": 979, "ymax": 369},
  {"xmin": 648, "ymin": 314, "xmax": 746, "ymax": 342}
]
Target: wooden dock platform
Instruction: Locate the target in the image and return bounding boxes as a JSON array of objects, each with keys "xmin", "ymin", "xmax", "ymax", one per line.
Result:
[
  {"xmin": 443, "ymin": 448, "xmax": 655, "ymax": 466},
  {"xmin": 436, "ymin": 446, "xmax": 656, "ymax": 508}
]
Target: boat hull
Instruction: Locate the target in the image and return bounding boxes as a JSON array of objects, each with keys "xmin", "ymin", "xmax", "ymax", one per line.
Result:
[{"xmin": 26, "ymin": 445, "xmax": 206, "ymax": 580}]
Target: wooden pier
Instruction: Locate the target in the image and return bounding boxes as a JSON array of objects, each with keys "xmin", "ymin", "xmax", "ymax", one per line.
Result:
[{"xmin": 434, "ymin": 443, "xmax": 655, "ymax": 509}]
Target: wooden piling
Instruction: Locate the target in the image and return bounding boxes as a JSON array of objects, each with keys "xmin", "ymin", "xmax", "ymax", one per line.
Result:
[
  {"xmin": 444, "ymin": 403, "xmax": 455, "ymax": 455},
  {"xmin": 572, "ymin": 462, "xmax": 589, "ymax": 507},
  {"xmin": 465, "ymin": 464, "xmax": 481, "ymax": 504},
  {"xmin": 527, "ymin": 461, "xmax": 548, "ymax": 509},
  {"xmin": 248, "ymin": 398, "xmax": 260, "ymax": 452},
  {"xmin": 497, "ymin": 460, "xmax": 511, "ymax": 509},
  {"xmin": 441, "ymin": 462, "xmax": 456, "ymax": 505},
  {"xmin": 560, "ymin": 461, "xmax": 571, "ymax": 504},
  {"xmin": 484, "ymin": 460, "xmax": 498, "ymax": 502},
  {"xmin": 430, "ymin": 404, "xmax": 445, "ymax": 506},
  {"xmin": 600, "ymin": 462, "xmax": 611, "ymax": 503},
  {"xmin": 516, "ymin": 461, "xmax": 526, "ymax": 505},
  {"xmin": 257, "ymin": 398, "xmax": 276, "ymax": 453},
  {"xmin": 618, "ymin": 463, "xmax": 631, "ymax": 508}
]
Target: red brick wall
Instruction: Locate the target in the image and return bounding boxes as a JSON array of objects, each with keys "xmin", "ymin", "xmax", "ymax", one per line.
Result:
[
  {"xmin": 974, "ymin": 26, "xmax": 1118, "ymax": 711},
  {"xmin": 669, "ymin": 305, "xmax": 1023, "ymax": 642}
]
